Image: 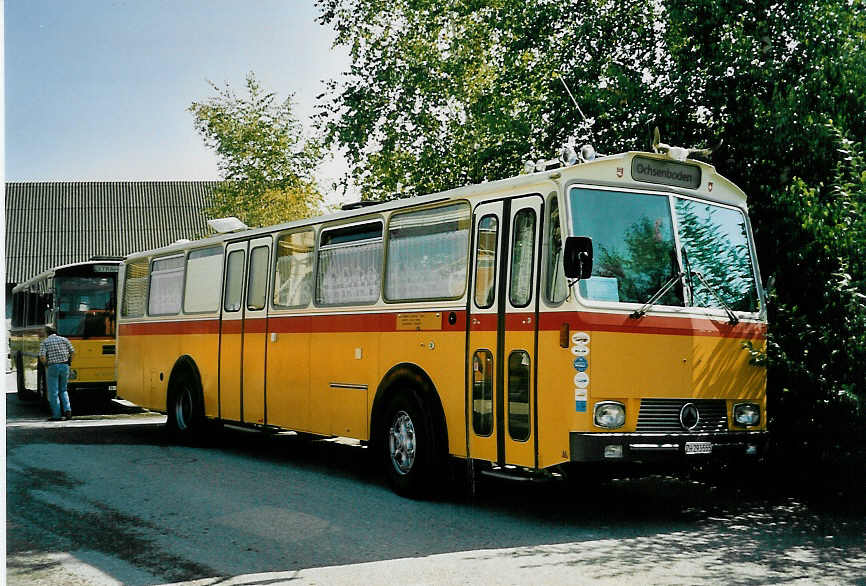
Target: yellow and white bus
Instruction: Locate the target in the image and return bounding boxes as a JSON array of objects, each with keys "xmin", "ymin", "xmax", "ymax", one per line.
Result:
[
  {"xmin": 116, "ymin": 146, "xmax": 767, "ymax": 496},
  {"xmin": 11, "ymin": 259, "xmax": 121, "ymax": 406}
]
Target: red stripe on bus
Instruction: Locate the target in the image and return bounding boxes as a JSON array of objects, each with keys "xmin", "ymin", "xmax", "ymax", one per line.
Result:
[
  {"xmin": 504, "ymin": 313, "xmax": 536, "ymax": 331},
  {"xmin": 220, "ymin": 320, "xmax": 243, "ymax": 335},
  {"xmin": 118, "ymin": 320, "xmax": 220, "ymax": 336},
  {"xmin": 538, "ymin": 311, "xmax": 766, "ymax": 340},
  {"xmin": 468, "ymin": 313, "xmax": 497, "ymax": 330},
  {"xmin": 268, "ymin": 316, "xmax": 312, "ymax": 333},
  {"xmin": 118, "ymin": 309, "xmax": 765, "ymax": 340},
  {"xmin": 244, "ymin": 318, "xmax": 268, "ymax": 334}
]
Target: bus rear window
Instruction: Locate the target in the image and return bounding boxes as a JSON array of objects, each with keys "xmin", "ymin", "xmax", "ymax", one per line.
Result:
[{"xmin": 121, "ymin": 260, "xmax": 150, "ymax": 318}]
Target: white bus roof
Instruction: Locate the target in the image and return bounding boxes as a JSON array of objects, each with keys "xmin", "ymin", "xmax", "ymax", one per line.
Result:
[
  {"xmin": 12, "ymin": 259, "xmax": 122, "ymax": 293},
  {"xmin": 124, "ymin": 150, "xmax": 747, "ymax": 261}
]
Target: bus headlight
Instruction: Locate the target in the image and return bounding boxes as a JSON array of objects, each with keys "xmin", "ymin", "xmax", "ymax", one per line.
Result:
[
  {"xmin": 594, "ymin": 401, "xmax": 625, "ymax": 429},
  {"xmin": 733, "ymin": 402, "xmax": 760, "ymax": 426}
]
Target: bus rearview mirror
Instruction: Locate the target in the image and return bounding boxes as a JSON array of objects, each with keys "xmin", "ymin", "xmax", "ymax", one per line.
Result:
[{"xmin": 563, "ymin": 236, "xmax": 593, "ymax": 280}]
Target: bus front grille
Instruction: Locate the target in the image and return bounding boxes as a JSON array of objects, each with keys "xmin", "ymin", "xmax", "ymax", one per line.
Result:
[{"xmin": 636, "ymin": 399, "xmax": 728, "ymax": 433}]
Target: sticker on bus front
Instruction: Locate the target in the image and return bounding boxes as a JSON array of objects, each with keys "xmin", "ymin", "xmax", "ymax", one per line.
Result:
[
  {"xmin": 571, "ymin": 344, "xmax": 589, "ymax": 357},
  {"xmin": 571, "ymin": 331, "xmax": 591, "ymax": 345},
  {"xmin": 575, "ymin": 389, "xmax": 588, "ymax": 412},
  {"xmin": 573, "ymin": 356, "xmax": 588, "ymax": 371},
  {"xmin": 574, "ymin": 372, "xmax": 589, "ymax": 388}
]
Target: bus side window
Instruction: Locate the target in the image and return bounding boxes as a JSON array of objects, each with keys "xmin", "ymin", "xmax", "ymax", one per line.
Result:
[
  {"xmin": 247, "ymin": 246, "xmax": 269, "ymax": 311},
  {"xmin": 148, "ymin": 256, "xmax": 185, "ymax": 316},
  {"xmin": 384, "ymin": 203, "xmax": 471, "ymax": 302},
  {"xmin": 316, "ymin": 221, "xmax": 383, "ymax": 306},
  {"xmin": 508, "ymin": 350, "xmax": 531, "ymax": 442},
  {"xmin": 474, "ymin": 215, "xmax": 498, "ymax": 309},
  {"xmin": 184, "ymin": 246, "xmax": 223, "ymax": 314},
  {"xmin": 274, "ymin": 229, "xmax": 315, "ymax": 308},
  {"xmin": 26, "ymin": 289, "xmax": 40, "ymax": 326},
  {"xmin": 509, "ymin": 209, "xmax": 536, "ymax": 308},
  {"xmin": 545, "ymin": 195, "xmax": 567, "ymax": 304},
  {"xmin": 472, "ymin": 349, "xmax": 494, "ymax": 436},
  {"xmin": 224, "ymin": 250, "xmax": 245, "ymax": 312},
  {"xmin": 11, "ymin": 292, "xmax": 22, "ymax": 328}
]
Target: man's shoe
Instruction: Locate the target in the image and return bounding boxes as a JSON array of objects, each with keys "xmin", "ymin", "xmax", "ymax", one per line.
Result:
[
  {"xmin": 64, "ymin": 411, "xmax": 72, "ymax": 420},
  {"xmin": 48, "ymin": 417, "xmax": 63, "ymax": 421}
]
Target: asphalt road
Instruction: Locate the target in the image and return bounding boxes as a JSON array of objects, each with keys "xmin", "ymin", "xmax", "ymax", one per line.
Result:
[{"xmin": 6, "ymin": 374, "xmax": 866, "ymax": 585}]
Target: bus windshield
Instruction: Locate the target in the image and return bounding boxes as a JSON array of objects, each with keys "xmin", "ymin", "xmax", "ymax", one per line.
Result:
[
  {"xmin": 56, "ymin": 276, "xmax": 117, "ymax": 337},
  {"xmin": 569, "ymin": 186, "xmax": 759, "ymax": 313}
]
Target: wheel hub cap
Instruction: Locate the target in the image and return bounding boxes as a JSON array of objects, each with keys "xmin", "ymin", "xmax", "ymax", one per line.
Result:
[{"xmin": 389, "ymin": 410, "xmax": 416, "ymax": 475}]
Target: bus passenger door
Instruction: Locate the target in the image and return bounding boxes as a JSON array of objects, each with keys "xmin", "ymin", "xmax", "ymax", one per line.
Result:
[
  {"xmin": 467, "ymin": 202, "xmax": 503, "ymax": 465},
  {"xmin": 502, "ymin": 196, "xmax": 542, "ymax": 468},
  {"xmin": 220, "ymin": 242, "xmax": 247, "ymax": 421},
  {"xmin": 467, "ymin": 195, "xmax": 542, "ymax": 469},
  {"xmin": 241, "ymin": 236, "xmax": 272, "ymax": 425},
  {"xmin": 219, "ymin": 237, "xmax": 272, "ymax": 424}
]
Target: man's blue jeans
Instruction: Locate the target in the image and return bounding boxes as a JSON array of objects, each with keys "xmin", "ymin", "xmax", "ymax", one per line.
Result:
[{"xmin": 45, "ymin": 363, "xmax": 71, "ymax": 419}]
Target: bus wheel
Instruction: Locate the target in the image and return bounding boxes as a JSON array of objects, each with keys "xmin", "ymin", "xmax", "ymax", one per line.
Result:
[
  {"xmin": 382, "ymin": 392, "xmax": 438, "ymax": 498},
  {"xmin": 15, "ymin": 353, "xmax": 29, "ymax": 401},
  {"xmin": 166, "ymin": 372, "xmax": 203, "ymax": 438},
  {"xmin": 37, "ymin": 367, "xmax": 49, "ymax": 411}
]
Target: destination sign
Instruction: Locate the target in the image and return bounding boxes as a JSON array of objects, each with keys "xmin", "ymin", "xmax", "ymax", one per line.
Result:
[
  {"xmin": 631, "ymin": 156, "xmax": 701, "ymax": 190},
  {"xmin": 94, "ymin": 265, "xmax": 120, "ymax": 273}
]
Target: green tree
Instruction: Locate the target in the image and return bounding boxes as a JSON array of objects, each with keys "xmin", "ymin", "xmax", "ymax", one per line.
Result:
[
  {"xmin": 768, "ymin": 130, "xmax": 866, "ymax": 433},
  {"xmin": 316, "ymin": 0, "xmax": 866, "ymax": 500},
  {"xmin": 190, "ymin": 72, "xmax": 323, "ymax": 227}
]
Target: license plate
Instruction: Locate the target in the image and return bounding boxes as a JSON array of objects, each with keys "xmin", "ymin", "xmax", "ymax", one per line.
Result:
[{"xmin": 685, "ymin": 441, "xmax": 713, "ymax": 455}]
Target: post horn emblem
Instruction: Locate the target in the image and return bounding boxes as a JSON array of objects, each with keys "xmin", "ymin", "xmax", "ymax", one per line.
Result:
[{"xmin": 679, "ymin": 403, "xmax": 700, "ymax": 431}]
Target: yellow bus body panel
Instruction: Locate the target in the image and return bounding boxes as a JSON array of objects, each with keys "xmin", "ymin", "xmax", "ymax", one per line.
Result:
[
  {"xmin": 379, "ymin": 329, "xmax": 467, "ymax": 457},
  {"xmin": 535, "ymin": 326, "xmax": 766, "ymax": 468},
  {"xmin": 266, "ymin": 331, "xmax": 311, "ymax": 432},
  {"xmin": 117, "ymin": 330, "xmax": 219, "ymax": 417}
]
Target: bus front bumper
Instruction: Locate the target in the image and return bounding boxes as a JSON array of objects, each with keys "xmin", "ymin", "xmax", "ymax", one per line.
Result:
[
  {"xmin": 570, "ymin": 431, "xmax": 767, "ymax": 463},
  {"xmin": 68, "ymin": 382, "xmax": 118, "ymax": 399}
]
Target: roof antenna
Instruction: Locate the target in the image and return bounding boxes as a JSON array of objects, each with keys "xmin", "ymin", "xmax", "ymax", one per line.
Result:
[{"xmin": 556, "ymin": 72, "xmax": 597, "ymax": 163}]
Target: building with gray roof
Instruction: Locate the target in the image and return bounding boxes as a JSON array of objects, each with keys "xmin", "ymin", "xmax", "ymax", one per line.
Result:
[{"xmin": 5, "ymin": 181, "xmax": 217, "ymax": 315}]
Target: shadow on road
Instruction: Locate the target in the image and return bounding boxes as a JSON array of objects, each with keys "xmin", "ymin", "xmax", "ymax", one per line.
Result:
[{"xmin": 7, "ymin": 386, "xmax": 866, "ymax": 585}]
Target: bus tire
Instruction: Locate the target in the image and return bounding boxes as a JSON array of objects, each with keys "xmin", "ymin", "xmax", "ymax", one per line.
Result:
[
  {"xmin": 381, "ymin": 390, "xmax": 441, "ymax": 498},
  {"xmin": 15, "ymin": 353, "xmax": 30, "ymax": 401},
  {"xmin": 166, "ymin": 370, "xmax": 204, "ymax": 439},
  {"xmin": 37, "ymin": 366, "xmax": 49, "ymax": 411}
]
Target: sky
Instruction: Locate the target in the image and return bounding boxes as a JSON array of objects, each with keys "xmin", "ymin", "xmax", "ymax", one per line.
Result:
[{"xmin": 4, "ymin": 0, "xmax": 353, "ymax": 202}]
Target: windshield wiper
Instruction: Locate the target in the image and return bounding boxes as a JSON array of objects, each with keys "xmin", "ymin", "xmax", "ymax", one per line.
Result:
[
  {"xmin": 681, "ymin": 246, "xmax": 694, "ymax": 306},
  {"xmin": 630, "ymin": 246, "xmax": 740, "ymax": 325},
  {"xmin": 630, "ymin": 271, "xmax": 684, "ymax": 319},
  {"xmin": 690, "ymin": 270, "xmax": 740, "ymax": 325}
]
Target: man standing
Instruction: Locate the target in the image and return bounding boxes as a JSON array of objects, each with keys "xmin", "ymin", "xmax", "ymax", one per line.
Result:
[{"xmin": 39, "ymin": 326, "xmax": 75, "ymax": 421}]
